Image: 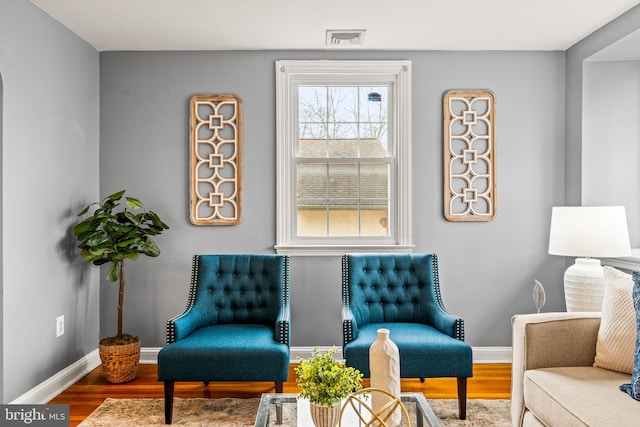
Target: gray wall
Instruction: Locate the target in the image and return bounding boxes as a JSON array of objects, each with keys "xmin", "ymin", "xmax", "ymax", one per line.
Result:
[
  {"xmin": 583, "ymin": 61, "xmax": 640, "ymax": 247},
  {"xmin": 100, "ymin": 50, "xmax": 567, "ymax": 349},
  {"xmin": 0, "ymin": 0, "xmax": 100, "ymax": 402},
  {"xmin": 565, "ymin": 5, "xmax": 640, "ymax": 206}
]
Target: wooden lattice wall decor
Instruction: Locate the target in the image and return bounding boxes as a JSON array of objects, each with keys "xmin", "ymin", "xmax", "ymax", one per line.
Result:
[
  {"xmin": 190, "ymin": 94, "xmax": 242, "ymax": 225},
  {"xmin": 443, "ymin": 90, "xmax": 496, "ymax": 222}
]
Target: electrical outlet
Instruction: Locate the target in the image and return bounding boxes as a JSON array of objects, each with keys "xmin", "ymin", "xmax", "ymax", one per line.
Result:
[{"xmin": 56, "ymin": 315, "xmax": 64, "ymax": 337}]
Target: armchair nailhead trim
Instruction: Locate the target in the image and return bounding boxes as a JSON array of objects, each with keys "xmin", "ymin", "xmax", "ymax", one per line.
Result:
[
  {"xmin": 432, "ymin": 255, "xmax": 445, "ymax": 311},
  {"xmin": 165, "ymin": 255, "xmax": 200, "ymax": 344},
  {"xmin": 456, "ymin": 318, "xmax": 464, "ymax": 341},
  {"xmin": 166, "ymin": 320, "xmax": 174, "ymax": 344},
  {"xmin": 432, "ymin": 254, "xmax": 465, "ymax": 341},
  {"xmin": 277, "ymin": 255, "xmax": 291, "ymax": 345},
  {"xmin": 342, "ymin": 255, "xmax": 354, "ymax": 345},
  {"xmin": 283, "ymin": 256, "xmax": 290, "ymax": 306}
]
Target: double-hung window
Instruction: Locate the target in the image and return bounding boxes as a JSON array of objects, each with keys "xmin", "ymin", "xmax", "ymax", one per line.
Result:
[{"xmin": 275, "ymin": 60, "xmax": 413, "ymax": 255}]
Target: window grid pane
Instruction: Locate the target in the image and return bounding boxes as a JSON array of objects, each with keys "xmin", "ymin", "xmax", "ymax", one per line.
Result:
[
  {"xmin": 296, "ymin": 160, "xmax": 390, "ymax": 237},
  {"xmin": 298, "ymin": 85, "xmax": 389, "ymax": 159},
  {"xmin": 296, "ymin": 84, "xmax": 390, "ymax": 238}
]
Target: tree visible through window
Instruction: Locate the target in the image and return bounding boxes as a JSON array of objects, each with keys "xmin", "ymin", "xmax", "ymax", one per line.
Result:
[
  {"xmin": 297, "ymin": 86, "xmax": 390, "ymax": 237},
  {"xmin": 275, "ymin": 60, "xmax": 413, "ymax": 255}
]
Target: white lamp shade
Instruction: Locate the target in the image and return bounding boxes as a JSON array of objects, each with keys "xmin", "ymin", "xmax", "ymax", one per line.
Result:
[{"xmin": 548, "ymin": 206, "xmax": 631, "ymax": 258}]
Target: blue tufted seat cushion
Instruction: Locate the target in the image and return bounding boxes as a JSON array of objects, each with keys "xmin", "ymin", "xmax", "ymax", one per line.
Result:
[
  {"xmin": 343, "ymin": 322, "xmax": 473, "ymax": 377},
  {"xmin": 157, "ymin": 324, "xmax": 289, "ymax": 382}
]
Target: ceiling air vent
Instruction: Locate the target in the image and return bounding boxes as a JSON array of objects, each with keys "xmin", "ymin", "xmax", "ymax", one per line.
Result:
[{"xmin": 326, "ymin": 29, "xmax": 366, "ymax": 46}]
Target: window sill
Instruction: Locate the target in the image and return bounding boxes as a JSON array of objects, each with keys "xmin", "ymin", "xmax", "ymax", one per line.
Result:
[
  {"xmin": 274, "ymin": 244, "xmax": 415, "ymax": 257},
  {"xmin": 603, "ymin": 248, "xmax": 640, "ymax": 271}
]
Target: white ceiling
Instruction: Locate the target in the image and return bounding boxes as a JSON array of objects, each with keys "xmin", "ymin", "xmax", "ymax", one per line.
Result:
[{"xmin": 30, "ymin": 0, "xmax": 640, "ymax": 52}]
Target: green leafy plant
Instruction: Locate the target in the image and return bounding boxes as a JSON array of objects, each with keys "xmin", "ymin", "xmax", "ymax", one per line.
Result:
[
  {"xmin": 295, "ymin": 347, "xmax": 363, "ymax": 407},
  {"xmin": 73, "ymin": 190, "xmax": 169, "ymax": 344}
]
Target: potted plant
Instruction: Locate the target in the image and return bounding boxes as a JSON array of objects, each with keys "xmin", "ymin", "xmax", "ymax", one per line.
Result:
[
  {"xmin": 295, "ymin": 347, "xmax": 363, "ymax": 427},
  {"xmin": 73, "ymin": 190, "xmax": 169, "ymax": 383}
]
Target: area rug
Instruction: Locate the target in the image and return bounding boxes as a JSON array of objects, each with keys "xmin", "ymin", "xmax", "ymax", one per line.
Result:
[
  {"xmin": 429, "ymin": 399, "xmax": 511, "ymax": 426},
  {"xmin": 78, "ymin": 397, "xmax": 511, "ymax": 426}
]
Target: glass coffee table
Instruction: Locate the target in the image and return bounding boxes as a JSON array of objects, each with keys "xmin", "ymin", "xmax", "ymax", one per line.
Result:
[{"xmin": 254, "ymin": 392, "xmax": 443, "ymax": 427}]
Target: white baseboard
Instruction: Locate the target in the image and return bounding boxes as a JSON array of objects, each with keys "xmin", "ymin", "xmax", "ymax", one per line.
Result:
[
  {"xmin": 471, "ymin": 346, "xmax": 512, "ymax": 363},
  {"xmin": 14, "ymin": 345, "xmax": 512, "ymax": 404},
  {"xmin": 10, "ymin": 349, "xmax": 101, "ymax": 404},
  {"xmin": 140, "ymin": 347, "xmax": 161, "ymax": 364}
]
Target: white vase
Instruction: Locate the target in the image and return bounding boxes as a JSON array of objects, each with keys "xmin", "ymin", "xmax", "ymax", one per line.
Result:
[
  {"xmin": 370, "ymin": 328, "xmax": 401, "ymax": 427},
  {"xmin": 310, "ymin": 401, "xmax": 341, "ymax": 427}
]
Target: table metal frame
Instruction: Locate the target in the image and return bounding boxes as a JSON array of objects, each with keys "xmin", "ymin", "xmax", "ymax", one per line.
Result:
[{"xmin": 254, "ymin": 392, "xmax": 443, "ymax": 427}]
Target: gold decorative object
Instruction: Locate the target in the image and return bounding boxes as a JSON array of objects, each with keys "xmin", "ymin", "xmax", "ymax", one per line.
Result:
[
  {"xmin": 189, "ymin": 94, "xmax": 242, "ymax": 225},
  {"xmin": 339, "ymin": 387, "xmax": 411, "ymax": 427},
  {"xmin": 443, "ymin": 90, "xmax": 496, "ymax": 222}
]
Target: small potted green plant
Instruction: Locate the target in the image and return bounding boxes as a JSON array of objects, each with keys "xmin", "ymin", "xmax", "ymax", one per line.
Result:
[
  {"xmin": 295, "ymin": 347, "xmax": 363, "ymax": 427},
  {"xmin": 73, "ymin": 190, "xmax": 169, "ymax": 383}
]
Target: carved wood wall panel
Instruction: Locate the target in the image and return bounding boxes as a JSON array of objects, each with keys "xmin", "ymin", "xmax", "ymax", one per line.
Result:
[
  {"xmin": 443, "ymin": 90, "xmax": 496, "ymax": 222},
  {"xmin": 190, "ymin": 94, "xmax": 242, "ymax": 225}
]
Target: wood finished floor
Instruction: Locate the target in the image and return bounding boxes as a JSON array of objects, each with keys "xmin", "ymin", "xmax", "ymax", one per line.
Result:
[{"xmin": 49, "ymin": 363, "xmax": 512, "ymax": 427}]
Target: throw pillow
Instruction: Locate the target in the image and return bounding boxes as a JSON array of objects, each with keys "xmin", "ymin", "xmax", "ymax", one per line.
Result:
[
  {"xmin": 620, "ymin": 271, "xmax": 640, "ymax": 400},
  {"xmin": 593, "ymin": 266, "xmax": 635, "ymax": 374}
]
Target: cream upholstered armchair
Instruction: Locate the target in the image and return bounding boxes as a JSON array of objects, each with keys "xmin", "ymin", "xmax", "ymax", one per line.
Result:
[{"xmin": 511, "ymin": 312, "xmax": 640, "ymax": 426}]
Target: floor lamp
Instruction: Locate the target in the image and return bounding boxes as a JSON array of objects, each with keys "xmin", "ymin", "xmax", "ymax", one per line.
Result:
[{"xmin": 548, "ymin": 206, "xmax": 631, "ymax": 312}]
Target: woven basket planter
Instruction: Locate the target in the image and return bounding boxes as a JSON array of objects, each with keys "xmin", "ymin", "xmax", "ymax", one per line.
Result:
[{"xmin": 99, "ymin": 340, "xmax": 140, "ymax": 383}]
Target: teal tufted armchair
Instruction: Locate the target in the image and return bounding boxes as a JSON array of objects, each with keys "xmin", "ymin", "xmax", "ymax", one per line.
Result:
[
  {"xmin": 342, "ymin": 253, "xmax": 472, "ymax": 419},
  {"xmin": 157, "ymin": 254, "xmax": 290, "ymax": 424}
]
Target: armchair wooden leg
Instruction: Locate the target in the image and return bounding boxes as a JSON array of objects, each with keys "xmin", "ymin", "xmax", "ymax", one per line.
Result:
[
  {"xmin": 457, "ymin": 377, "xmax": 467, "ymax": 420},
  {"xmin": 275, "ymin": 382, "xmax": 283, "ymax": 424},
  {"xmin": 164, "ymin": 381, "xmax": 174, "ymax": 424}
]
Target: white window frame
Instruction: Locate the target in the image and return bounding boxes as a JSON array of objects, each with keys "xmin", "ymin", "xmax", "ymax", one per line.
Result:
[{"xmin": 275, "ymin": 60, "xmax": 413, "ymax": 256}]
